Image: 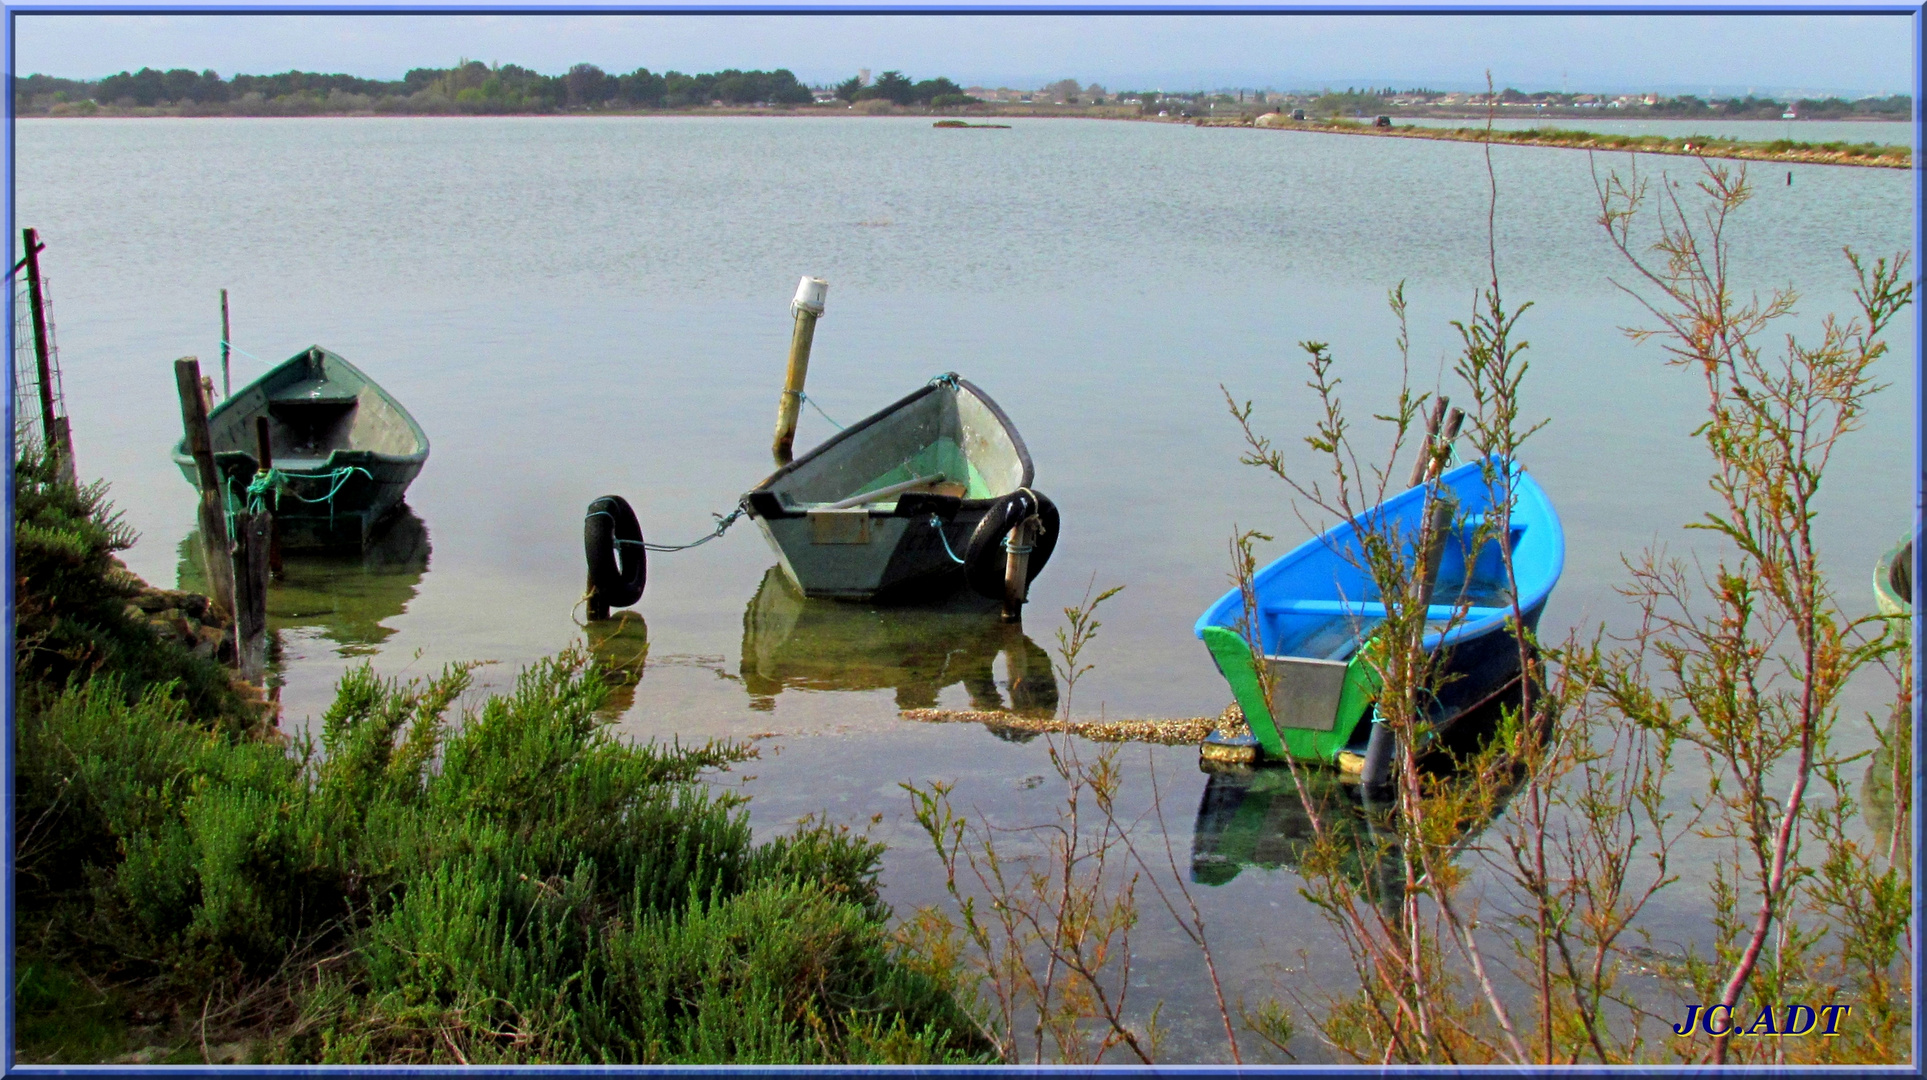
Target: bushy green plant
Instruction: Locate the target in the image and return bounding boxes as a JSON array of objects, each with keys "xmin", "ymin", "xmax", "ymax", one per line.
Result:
[
  {"xmin": 12, "ymin": 449, "xmax": 253, "ymax": 727},
  {"xmin": 13, "ymin": 457, "xmax": 992, "ymax": 1064}
]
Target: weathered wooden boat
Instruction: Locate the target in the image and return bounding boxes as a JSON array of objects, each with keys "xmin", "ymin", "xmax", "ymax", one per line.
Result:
[
  {"xmin": 1193, "ymin": 455, "xmax": 1563, "ymax": 774},
  {"xmin": 171, "ymin": 346, "xmax": 428, "ymax": 550},
  {"xmin": 1875, "ymin": 532, "xmax": 1913, "ymax": 617},
  {"xmin": 740, "ymin": 374, "xmax": 1057, "ymax": 602}
]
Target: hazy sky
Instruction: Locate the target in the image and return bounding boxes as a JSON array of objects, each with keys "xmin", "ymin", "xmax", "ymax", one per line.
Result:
[{"xmin": 9, "ymin": 10, "xmax": 1916, "ymax": 98}]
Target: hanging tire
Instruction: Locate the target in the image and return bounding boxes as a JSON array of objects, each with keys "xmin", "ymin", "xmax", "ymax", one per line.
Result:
[
  {"xmin": 964, "ymin": 489, "xmax": 1060, "ymax": 600},
  {"xmin": 585, "ymin": 495, "xmax": 646, "ymax": 615}
]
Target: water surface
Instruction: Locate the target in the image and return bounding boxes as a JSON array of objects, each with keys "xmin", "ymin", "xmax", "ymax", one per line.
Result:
[{"xmin": 14, "ymin": 116, "xmax": 1914, "ymax": 1061}]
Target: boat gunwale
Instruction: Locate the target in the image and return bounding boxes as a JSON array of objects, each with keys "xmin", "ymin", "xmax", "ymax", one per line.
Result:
[
  {"xmin": 743, "ymin": 374, "xmax": 1034, "ymax": 518},
  {"xmin": 1193, "ymin": 456, "xmax": 1564, "ymax": 656},
  {"xmin": 168, "ymin": 345, "xmax": 430, "ymax": 473},
  {"xmin": 1875, "ymin": 533, "xmax": 1914, "ymax": 614}
]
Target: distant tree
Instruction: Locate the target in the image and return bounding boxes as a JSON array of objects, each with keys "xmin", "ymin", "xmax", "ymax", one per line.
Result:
[
  {"xmin": 616, "ymin": 67, "xmax": 666, "ymax": 107},
  {"xmin": 1854, "ymin": 94, "xmax": 1912, "ymax": 116},
  {"xmin": 95, "ymin": 68, "xmax": 165, "ymax": 106},
  {"xmin": 859, "ymin": 70, "xmax": 916, "ymax": 105},
  {"xmin": 1714, "ymin": 94, "xmax": 1782, "ymax": 117},
  {"xmin": 565, "ymin": 63, "xmax": 616, "ymax": 107},
  {"xmin": 928, "ymin": 92, "xmax": 980, "ymax": 110},
  {"xmin": 662, "ymin": 71, "xmax": 706, "ymax": 108},
  {"xmin": 910, "ymin": 76, "xmax": 963, "ymax": 104},
  {"xmin": 835, "ymin": 75, "xmax": 864, "ymax": 102},
  {"xmin": 13, "ymin": 73, "xmax": 98, "ymax": 103},
  {"xmin": 1653, "ymin": 94, "xmax": 1712, "ymax": 115},
  {"xmin": 1045, "ymin": 77, "xmax": 1080, "ymax": 104}
]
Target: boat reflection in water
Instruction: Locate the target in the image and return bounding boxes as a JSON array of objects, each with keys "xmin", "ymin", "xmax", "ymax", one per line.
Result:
[
  {"xmin": 739, "ymin": 566, "xmax": 1057, "ymax": 719},
  {"xmin": 176, "ymin": 507, "xmax": 431, "ymax": 659},
  {"xmin": 1190, "ymin": 695, "xmax": 1528, "ymax": 907}
]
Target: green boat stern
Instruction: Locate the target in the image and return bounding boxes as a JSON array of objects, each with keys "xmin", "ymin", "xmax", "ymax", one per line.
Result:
[{"xmin": 1198, "ymin": 626, "xmax": 1377, "ymax": 765}]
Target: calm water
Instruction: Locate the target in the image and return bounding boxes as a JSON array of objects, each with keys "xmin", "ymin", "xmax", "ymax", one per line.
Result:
[{"xmin": 14, "ymin": 116, "xmax": 1915, "ymax": 1062}]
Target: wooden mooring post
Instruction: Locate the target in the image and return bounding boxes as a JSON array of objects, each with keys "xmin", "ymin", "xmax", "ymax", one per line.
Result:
[
  {"xmin": 174, "ymin": 356, "xmax": 237, "ymax": 622},
  {"xmin": 220, "ymin": 288, "xmax": 232, "ymax": 398},
  {"xmin": 255, "ymin": 415, "xmax": 283, "ymax": 577},
  {"xmin": 234, "ymin": 510, "xmax": 271, "ymax": 683},
  {"xmin": 1408, "ymin": 396, "xmax": 1449, "ymax": 488},
  {"xmin": 771, "ymin": 276, "xmax": 828, "ymax": 467},
  {"xmin": 1001, "ymin": 514, "xmax": 1039, "ymax": 623}
]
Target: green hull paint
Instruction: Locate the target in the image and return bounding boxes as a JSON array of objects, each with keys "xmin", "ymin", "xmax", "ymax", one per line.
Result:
[{"xmin": 1200, "ymin": 625, "xmax": 1378, "ymax": 763}]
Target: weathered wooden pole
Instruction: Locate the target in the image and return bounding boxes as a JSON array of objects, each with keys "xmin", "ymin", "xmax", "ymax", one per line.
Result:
[
  {"xmin": 1407, "ymin": 396, "xmax": 1449, "ymax": 488},
  {"xmin": 20, "ymin": 227, "xmax": 72, "ymax": 481},
  {"xmin": 174, "ymin": 356, "xmax": 236, "ymax": 621},
  {"xmin": 1001, "ymin": 514, "xmax": 1039, "ymax": 622},
  {"xmin": 220, "ymin": 288, "xmax": 231, "ymax": 398},
  {"xmin": 771, "ymin": 276, "xmax": 828, "ymax": 467},
  {"xmin": 234, "ymin": 510, "xmax": 270, "ymax": 683},
  {"xmin": 255, "ymin": 415, "xmax": 282, "ymax": 577}
]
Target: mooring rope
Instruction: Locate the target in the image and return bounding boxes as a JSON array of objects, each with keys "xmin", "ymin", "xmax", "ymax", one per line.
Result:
[
  {"xmin": 222, "ymin": 464, "xmax": 371, "ymax": 534},
  {"xmin": 798, "ymin": 392, "xmax": 844, "ymax": 431},
  {"xmin": 219, "ymin": 339, "xmax": 274, "ymax": 367},
  {"xmin": 928, "ymin": 514, "xmax": 967, "ymax": 564},
  {"xmin": 927, "ymin": 371, "xmax": 961, "ymax": 389},
  {"xmin": 586, "ymin": 506, "xmax": 745, "ymax": 554}
]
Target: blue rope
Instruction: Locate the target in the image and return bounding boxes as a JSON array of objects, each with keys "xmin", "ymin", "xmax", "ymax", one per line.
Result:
[
  {"xmin": 586, "ymin": 506, "xmax": 744, "ymax": 553},
  {"xmin": 929, "ymin": 514, "xmax": 967, "ymax": 564},
  {"xmin": 928, "ymin": 372, "xmax": 961, "ymax": 389},
  {"xmin": 220, "ymin": 339, "xmax": 273, "ymax": 367},
  {"xmin": 799, "ymin": 392, "xmax": 844, "ymax": 431}
]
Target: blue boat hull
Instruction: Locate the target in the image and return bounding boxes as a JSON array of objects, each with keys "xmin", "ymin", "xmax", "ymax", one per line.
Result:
[{"xmin": 1194, "ymin": 456, "xmax": 1564, "ymax": 767}]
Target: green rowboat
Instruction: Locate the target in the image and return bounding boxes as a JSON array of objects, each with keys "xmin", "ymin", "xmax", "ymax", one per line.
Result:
[{"xmin": 171, "ymin": 346, "xmax": 428, "ymax": 550}]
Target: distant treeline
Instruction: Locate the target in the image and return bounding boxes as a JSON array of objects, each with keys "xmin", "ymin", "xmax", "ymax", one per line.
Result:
[
  {"xmin": 12, "ymin": 65, "xmax": 1910, "ymax": 121},
  {"xmin": 11, "ymin": 62, "xmax": 981, "ymax": 114}
]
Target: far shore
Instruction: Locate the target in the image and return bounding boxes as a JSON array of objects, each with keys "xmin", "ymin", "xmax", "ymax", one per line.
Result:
[{"xmin": 23, "ymin": 102, "xmax": 1910, "ymax": 169}]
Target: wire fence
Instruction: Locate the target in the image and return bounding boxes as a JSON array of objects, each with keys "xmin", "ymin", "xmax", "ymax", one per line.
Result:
[{"xmin": 13, "ymin": 273, "xmax": 67, "ymax": 457}]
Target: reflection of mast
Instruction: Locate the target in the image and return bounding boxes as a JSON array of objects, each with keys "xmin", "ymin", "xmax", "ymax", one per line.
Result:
[{"xmin": 738, "ymin": 566, "xmax": 1058, "ymax": 715}]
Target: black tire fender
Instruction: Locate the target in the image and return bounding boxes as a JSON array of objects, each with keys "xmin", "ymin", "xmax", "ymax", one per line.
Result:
[
  {"xmin": 585, "ymin": 495, "xmax": 646, "ymax": 613},
  {"xmin": 963, "ymin": 489, "xmax": 1059, "ymax": 599}
]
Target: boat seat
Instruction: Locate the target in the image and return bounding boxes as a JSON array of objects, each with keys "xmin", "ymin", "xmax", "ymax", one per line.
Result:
[
  {"xmin": 1266, "ymin": 600, "xmax": 1509, "ymax": 662},
  {"xmin": 267, "ymin": 456, "xmax": 336, "ymax": 472}
]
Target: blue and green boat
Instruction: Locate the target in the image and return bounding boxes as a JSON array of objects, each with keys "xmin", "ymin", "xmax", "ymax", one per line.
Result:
[{"xmin": 1193, "ymin": 456, "xmax": 1564, "ymax": 772}]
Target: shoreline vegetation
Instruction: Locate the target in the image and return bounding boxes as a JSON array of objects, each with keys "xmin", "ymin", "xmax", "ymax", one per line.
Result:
[
  {"xmin": 1239, "ymin": 114, "xmax": 1910, "ymax": 168},
  {"xmin": 15, "ymin": 65, "xmax": 1911, "ymax": 170},
  {"xmin": 12, "ymin": 451, "xmax": 994, "ymax": 1065}
]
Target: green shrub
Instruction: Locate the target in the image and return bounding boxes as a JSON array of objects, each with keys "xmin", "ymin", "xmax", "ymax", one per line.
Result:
[
  {"xmin": 12, "ymin": 449, "xmax": 254, "ymax": 729},
  {"xmin": 14, "ymin": 454, "xmax": 992, "ymax": 1064}
]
